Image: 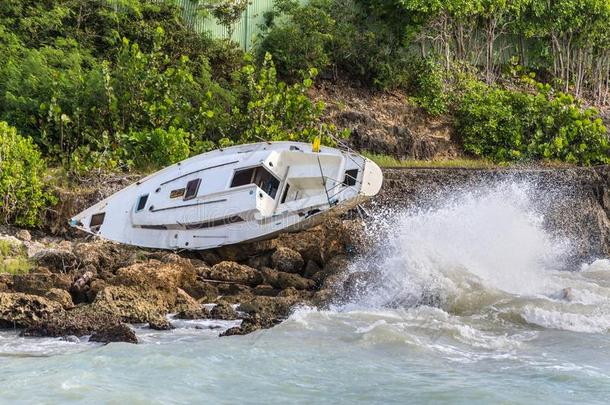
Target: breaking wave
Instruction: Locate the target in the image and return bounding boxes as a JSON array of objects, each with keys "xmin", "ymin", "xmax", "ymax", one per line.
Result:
[{"xmin": 288, "ymin": 181, "xmax": 610, "ymax": 360}]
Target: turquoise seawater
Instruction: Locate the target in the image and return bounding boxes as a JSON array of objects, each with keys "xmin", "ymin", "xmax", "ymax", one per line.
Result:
[{"xmin": 2, "ymin": 182, "xmax": 610, "ymax": 404}]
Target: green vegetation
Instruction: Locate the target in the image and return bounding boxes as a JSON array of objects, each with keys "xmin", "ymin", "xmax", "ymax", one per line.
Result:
[
  {"xmin": 0, "ymin": 240, "xmax": 30, "ymax": 275},
  {"xmin": 0, "ymin": 0, "xmax": 337, "ymax": 174},
  {"xmin": 0, "ymin": 122, "xmax": 55, "ymax": 227},
  {"xmin": 0, "ymin": 0, "xmax": 609, "ymax": 227},
  {"xmin": 456, "ymin": 77, "xmax": 609, "ymax": 164},
  {"xmin": 260, "ymin": 0, "xmax": 610, "ymax": 163}
]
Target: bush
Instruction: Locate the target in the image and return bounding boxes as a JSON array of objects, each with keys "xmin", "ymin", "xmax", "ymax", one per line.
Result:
[
  {"xmin": 120, "ymin": 127, "xmax": 191, "ymax": 170},
  {"xmin": 410, "ymin": 58, "xmax": 448, "ymax": 115},
  {"xmin": 229, "ymin": 53, "xmax": 347, "ymax": 145},
  {"xmin": 0, "ymin": 122, "xmax": 55, "ymax": 227},
  {"xmin": 258, "ymin": 0, "xmax": 334, "ymax": 79},
  {"xmin": 455, "ymin": 79, "xmax": 610, "ymax": 165}
]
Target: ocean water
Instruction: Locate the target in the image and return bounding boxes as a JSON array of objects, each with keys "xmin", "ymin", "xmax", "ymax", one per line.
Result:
[{"xmin": 2, "ymin": 182, "xmax": 610, "ymax": 404}]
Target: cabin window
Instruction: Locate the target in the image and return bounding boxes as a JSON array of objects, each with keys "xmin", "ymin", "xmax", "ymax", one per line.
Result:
[
  {"xmin": 90, "ymin": 212, "xmax": 106, "ymax": 230},
  {"xmin": 231, "ymin": 166, "xmax": 280, "ymax": 199},
  {"xmin": 184, "ymin": 178, "xmax": 201, "ymax": 200},
  {"xmin": 136, "ymin": 195, "xmax": 148, "ymax": 212},
  {"xmin": 170, "ymin": 188, "xmax": 185, "ymax": 199},
  {"xmin": 280, "ymin": 184, "xmax": 291, "ymax": 204},
  {"xmin": 343, "ymin": 169, "xmax": 359, "ymax": 187}
]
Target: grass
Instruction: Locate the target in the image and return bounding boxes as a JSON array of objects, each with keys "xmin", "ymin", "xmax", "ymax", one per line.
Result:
[
  {"xmin": 0, "ymin": 239, "xmax": 31, "ymax": 275},
  {"xmin": 362, "ymin": 152, "xmax": 497, "ymax": 169}
]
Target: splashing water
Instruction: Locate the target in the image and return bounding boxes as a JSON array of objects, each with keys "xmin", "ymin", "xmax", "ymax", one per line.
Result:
[{"xmin": 335, "ymin": 181, "xmax": 610, "ymax": 334}]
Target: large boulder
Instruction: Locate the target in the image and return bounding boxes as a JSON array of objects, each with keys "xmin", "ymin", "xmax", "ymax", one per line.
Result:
[
  {"xmin": 90, "ymin": 324, "xmax": 138, "ymax": 344},
  {"xmin": 22, "ymin": 305, "xmax": 121, "ymax": 338},
  {"xmin": 271, "ymin": 247, "xmax": 304, "ymax": 274},
  {"xmin": 92, "ymin": 286, "xmax": 165, "ymax": 323},
  {"xmin": 0, "ymin": 292, "xmax": 63, "ymax": 328},
  {"xmin": 11, "ymin": 272, "xmax": 71, "ymax": 296},
  {"xmin": 32, "ymin": 248, "xmax": 79, "ymax": 273},
  {"xmin": 112, "ymin": 259, "xmax": 195, "ymax": 292},
  {"xmin": 204, "ymin": 261, "xmax": 263, "ymax": 286},
  {"xmin": 210, "ymin": 302, "xmax": 238, "ymax": 320}
]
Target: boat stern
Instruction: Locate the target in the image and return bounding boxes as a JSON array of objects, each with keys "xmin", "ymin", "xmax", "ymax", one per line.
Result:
[{"xmin": 360, "ymin": 158, "xmax": 383, "ymax": 197}]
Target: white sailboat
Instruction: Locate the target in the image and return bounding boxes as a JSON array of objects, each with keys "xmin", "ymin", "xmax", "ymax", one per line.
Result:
[{"xmin": 70, "ymin": 141, "xmax": 383, "ymax": 250}]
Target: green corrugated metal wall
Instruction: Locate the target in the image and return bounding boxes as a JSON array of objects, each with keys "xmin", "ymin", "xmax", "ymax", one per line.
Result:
[
  {"xmin": 110, "ymin": 1, "xmax": 304, "ymax": 51},
  {"xmin": 176, "ymin": 0, "xmax": 281, "ymax": 51}
]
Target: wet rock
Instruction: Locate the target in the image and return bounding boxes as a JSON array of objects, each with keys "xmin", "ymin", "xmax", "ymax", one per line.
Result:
[
  {"xmin": 217, "ymin": 283, "xmax": 254, "ymax": 298},
  {"xmin": 22, "ymin": 305, "xmax": 121, "ymax": 338},
  {"xmin": 320, "ymin": 255, "xmax": 351, "ymax": 283},
  {"xmin": 62, "ymin": 335, "xmax": 80, "ymax": 343},
  {"xmin": 15, "ymin": 230, "xmax": 31, "ymax": 242},
  {"xmin": 271, "ymin": 247, "xmax": 304, "ymax": 274},
  {"xmin": 149, "ymin": 316, "xmax": 174, "ymax": 330},
  {"xmin": 45, "ymin": 288, "xmax": 74, "ymax": 309},
  {"xmin": 0, "ymin": 292, "xmax": 64, "ymax": 328},
  {"xmin": 221, "ymin": 314, "xmax": 280, "ymax": 336},
  {"xmin": 210, "ymin": 302, "xmax": 238, "ymax": 320},
  {"xmin": 90, "ymin": 324, "xmax": 138, "ymax": 344},
  {"xmin": 174, "ymin": 288, "xmax": 203, "ymax": 314},
  {"xmin": 174, "ymin": 306, "xmax": 210, "ymax": 320},
  {"xmin": 205, "ymin": 261, "xmax": 263, "ymax": 286},
  {"xmin": 237, "ymin": 296, "xmax": 299, "ymax": 319}
]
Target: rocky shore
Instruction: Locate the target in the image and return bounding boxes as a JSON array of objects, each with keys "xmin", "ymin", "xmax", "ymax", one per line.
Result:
[
  {"xmin": 2, "ymin": 166, "xmax": 610, "ymax": 343},
  {"xmin": 0, "ymin": 216, "xmax": 365, "ymax": 343}
]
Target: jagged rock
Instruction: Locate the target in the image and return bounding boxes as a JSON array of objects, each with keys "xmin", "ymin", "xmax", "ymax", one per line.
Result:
[
  {"xmin": 70, "ymin": 268, "xmax": 96, "ymax": 303},
  {"xmin": 149, "ymin": 316, "xmax": 174, "ymax": 330},
  {"xmin": 303, "ymin": 260, "xmax": 321, "ymax": 278},
  {"xmin": 10, "ymin": 273, "xmax": 71, "ymax": 297},
  {"xmin": 174, "ymin": 288, "xmax": 203, "ymax": 314},
  {"xmin": 22, "ymin": 304, "xmax": 120, "ymax": 338},
  {"xmin": 90, "ymin": 324, "xmax": 138, "ymax": 344},
  {"xmin": 0, "ymin": 292, "xmax": 64, "ymax": 328},
  {"xmin": 45, "ymin": 288, "xmax": 74, "ymax": 309},
  {"xmin": 86, "ymin": 279, "xmax": 107, "ymax": 302},
  {"xmin": 93, "ymin": 286, "xmax": 164, "ymax": 323},
  {"xmin": 260, "ymin": 267, "xmax": 314, "ymax": 290},
  {"xmin": 271, "ymin": 247, "xmax": 304, "ymax": 274},
  {"xmin": 247, "ymin": 254, "xmax": 271, "ymax": 270},
  {"xmin": 15, "ymin": 230, "xmax": 31, "ymax": 242},
  {"xmin": 112, "ymin": 260, "xmax": 195, "ymax": 292},
  {"xmin": 205, "ymin": 261, "xmax": 263, "ymax": 286},
  {"xmin": 237, "ymin": 296, "xmax": 299, "ymax": 319},
  {"xmin": 210, "ymin": 302, "xmax": 238, "ymax": 320},
  {"xmin": 253, "ymin": 284, "xmax": 278, "ymax": 296},
  {"xmin": 197, "ymin": 251, "xmax": 222, "ymax": 266},
  {"xmin": 275, "ymin": 230, "xmax": 324, "ymax": 264},
  {"xmin": 221, "ymin": 313, "xmax": 280, "ymax": 336},
  {"xmin": 174, "ymin": 306, "xmax": 210, "ymax": 320},
  {"xmin": 32, "ymin": 248, "xmax": 79, "ymax": 273}
]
